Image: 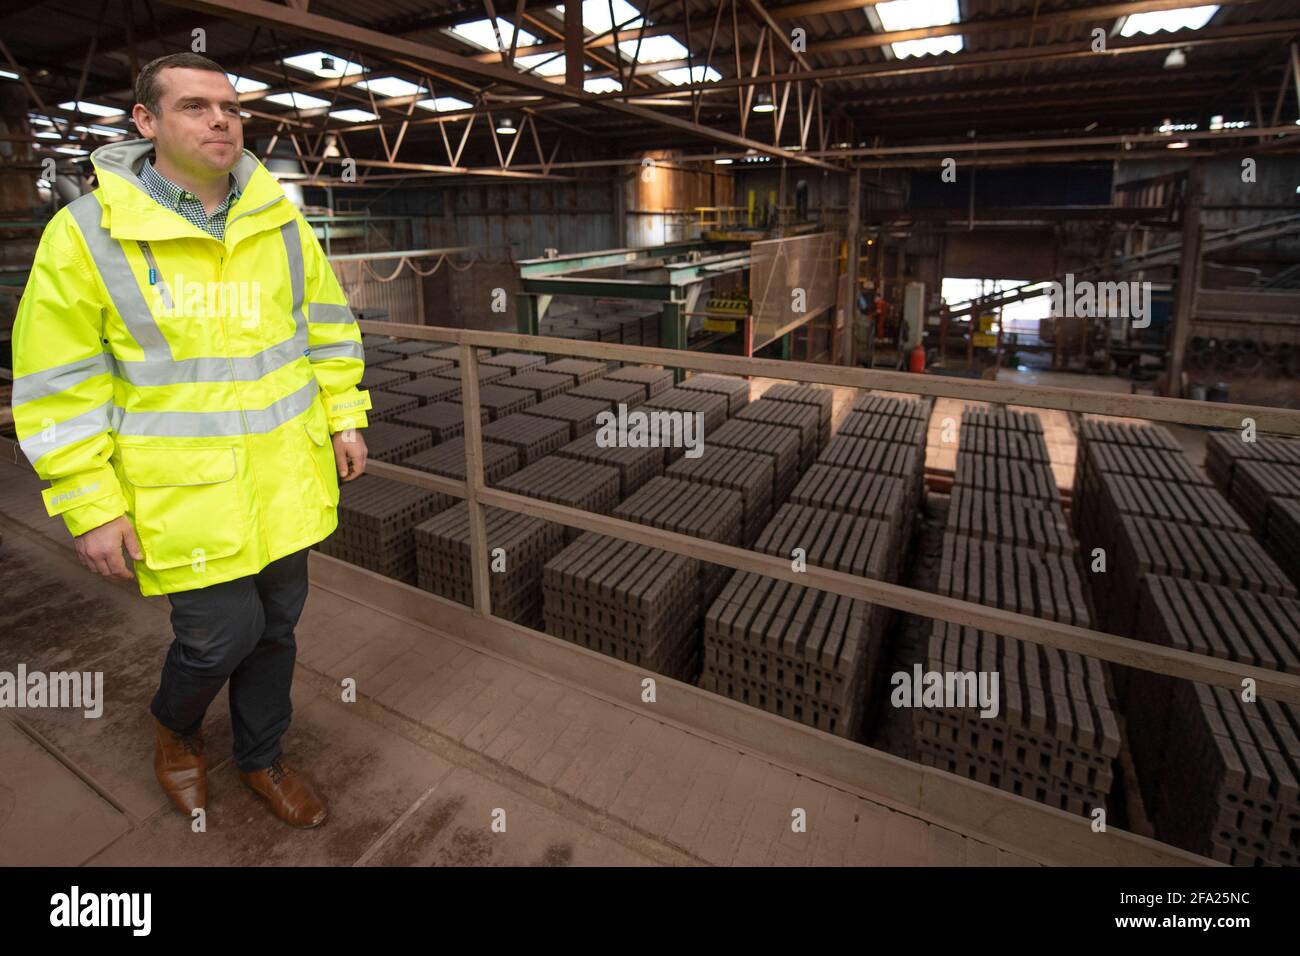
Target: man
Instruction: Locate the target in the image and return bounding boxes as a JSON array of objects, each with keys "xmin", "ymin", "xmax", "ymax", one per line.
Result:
[{"xmin": 11, "ymin": 53, "xmax": 371, "ymax": 828}]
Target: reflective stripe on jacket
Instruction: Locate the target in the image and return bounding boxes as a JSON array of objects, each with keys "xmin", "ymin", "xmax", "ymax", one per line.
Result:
[{"xmin": 12, "ymin": 139, "xmax": 371, "ymax": 596}]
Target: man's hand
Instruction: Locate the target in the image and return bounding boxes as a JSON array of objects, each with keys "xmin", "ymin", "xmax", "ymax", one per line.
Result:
[
  {"xmin": 333, "ymin": 428, "xmax": 368, "ymax": 481},
  {"xmin": 75, "ymin": 515, "xmax": 143, "ymax": 580}
]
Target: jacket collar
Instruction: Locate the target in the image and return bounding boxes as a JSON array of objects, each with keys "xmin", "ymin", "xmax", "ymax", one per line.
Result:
[{"xmin": 88, "ymin": 139, "xmax": 294, "ymax": 242}]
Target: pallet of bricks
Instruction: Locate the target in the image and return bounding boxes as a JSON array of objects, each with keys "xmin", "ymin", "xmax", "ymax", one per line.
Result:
[
  {"xmin": 700, "ymin": 390, "xmax": 930, "ymax": 742},
  {"xmin": 1075, "ymin": 418, "xmax": 1300, "ymax": 864},
  {"xmin": 538, "ymin": 374, "xmax": 757, "ymax": 682},
  {"xmin": 1205, "ymin": 431, "xmax": 1300, "ymax": 589},
  {"xmin": 389, "ymin": 363, "xmax": 672, "ymax": 649},
  {"xmin": 914, "ymin": 406, "xmax": 1121, "ymax": 817}
]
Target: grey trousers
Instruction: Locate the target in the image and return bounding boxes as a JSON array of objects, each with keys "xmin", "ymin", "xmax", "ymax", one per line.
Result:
[{"xmin": 149, "ymin": 548, "xmax": 310, "ymax": 772}]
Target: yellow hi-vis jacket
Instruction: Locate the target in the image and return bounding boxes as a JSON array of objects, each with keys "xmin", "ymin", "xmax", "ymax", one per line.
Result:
[{"xmin": 12, "ymin": 139, "xmax": 371, "ymax": 596}]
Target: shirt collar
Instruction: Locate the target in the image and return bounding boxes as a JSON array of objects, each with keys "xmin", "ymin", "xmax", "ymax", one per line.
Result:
[{"xmin": 140, "ymin": 158, "xmax": 241, "ymax": 213}]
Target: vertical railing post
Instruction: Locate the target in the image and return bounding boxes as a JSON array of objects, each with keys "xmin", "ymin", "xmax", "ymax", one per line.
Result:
[{"xmin": 458, "ymin": 341, "xmax": 492, "ymax": 616}]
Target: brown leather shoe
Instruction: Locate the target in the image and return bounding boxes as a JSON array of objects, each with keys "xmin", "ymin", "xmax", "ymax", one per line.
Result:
[
  {"xmin": 153, "ymin": 718, "xmax": 207, "ymax": 814},
  {"xmin": 239, "ymin": 758, "xmax": 328, "ymax": 828}
]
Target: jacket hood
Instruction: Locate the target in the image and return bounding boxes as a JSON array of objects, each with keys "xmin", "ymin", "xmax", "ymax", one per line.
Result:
[{"xmin": 86, "ymin": 138, "xmax": 290, "ymax": 241}]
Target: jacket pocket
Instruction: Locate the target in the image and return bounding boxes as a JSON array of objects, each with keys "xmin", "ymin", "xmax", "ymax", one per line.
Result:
[
  {"xmin": 119, "ymin": 445, "xmax": 245, "ymax": 570},
  {"xmin": 304, "ymin": 413, "xmax": 341, "ymax": 507}
]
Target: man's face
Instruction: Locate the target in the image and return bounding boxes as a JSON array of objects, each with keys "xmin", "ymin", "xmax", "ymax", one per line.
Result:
[{"xmin": 132, "ymin": 68, "xmax": 243, "ymax": 177}]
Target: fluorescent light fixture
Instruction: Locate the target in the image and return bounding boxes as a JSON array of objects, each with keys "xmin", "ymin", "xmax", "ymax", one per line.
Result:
[
  {"xmin": 226, "ymin": 73, "xmax": 268, "ymax": 94},
  {"xmin": 1120, "ymin": 5, "xmax": 1218, "ymax": 36},
  {"xmin": 54, "ymin": 145, "xmax": 88, "ymax": 155},
  {"xmin": 282, "ymin": 51, "xmax": 367, "ymax": 78},
  {"xmin": 515, "ymin": 52, "xmax": 567, "ymax": 76},
  {"xmin": 584, "ymin": 77, "xmax": 622, "ymax": 94},
  {"xmin": 714, "ymin": 157, "xmax": 733, "ymax": 165},
  {"xmin": 658, "ymin": 65, "xmax": 720, "ymax": 85},
  {"xmin": 1166, "ymin": 140, "xmax": 1190, "ymax": 148},
  {"xmin": 450, "ymin": 18, "xmax": 539, "ymax": 51},
  {"xmin": 0, "ymin": 69, "xmax": 19, "ymax": 80},
  {"xmin": 415, "ymin": 96, "xmax": 472, "ymax": 113},
  {"xmin": 263, "ymin": 91, "xmax": 332, "ymax": 109},
  {"xmin": 328, "ymin": 108, "xmax": 377, "ymax": 122},
  {"xmin": 1158, "ymin": 120, "xmax": 1198, "ymax": 132},
  {"xmin": 58, "ymin": 100, "xmax": 123, "ymax": 117},
  {"xmin": 875, "ymin": 0, "xmax": 963, "ymax": 59},
  {"xmin": 618, "ymin": 34, "xmax": 688, "ymax": 63},
  {"xmin": 752, "ymin": 93, "xmax": 775, "ymax": 113},
  {"xmin": 495, "ymin": 117, "xmax": 517, "ymax": 135},
  {"xmin": 35, "ymin": 131, "xmax": 61, "ymax": 139},
  {"xmin": 355, "ymin": 76, "xmax": 423, "ymax": 98}
]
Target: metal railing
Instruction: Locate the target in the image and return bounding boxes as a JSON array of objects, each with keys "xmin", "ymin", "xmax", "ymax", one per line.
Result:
[{"xmin": 355, "ymin": 318, "xmax": 1300, "ymax": 707}]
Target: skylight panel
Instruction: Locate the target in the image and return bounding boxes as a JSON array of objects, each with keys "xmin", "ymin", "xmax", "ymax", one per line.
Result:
[
  {"xmin": 618, "ymin": 34, "xmax": 688, "ymax": 63},
  {"xmin": 58, "ymin": 100, "xmax": 123, "ymax": 117},
  {"xmin": 515, "ymin": 52, "xmax": 568, "ymax": 76},
  {"xmin": 329, "ymin": 108, "xmax": 378, "ymax": 122},
  {"xmin": 226, "ymin": 73, "xmax": 268, "ymax": 94},
  {"xmin": 450, "ymin": 18, "xmax": 539, "ymax": 51},
  {"xmin": 355, "ymin": 76, "xmax": 423, "ymax": 98},
  {"xmin": 584, "ymin": 77, "xmax": 623, "ymax": 93},
  {"xmin": 657, "ymin": 65, "xmax": 720, "ymax": 85},
  {"xmin": 875, "ymin": 0, "xmax": 963, "ymax": 59},
  {"xmin": 281, "ymin": 52, "xmax": 367, "ymax": 78},
  {"xmin": 415, "ymin": 96, "xmax": 473, "ymax": 113},
  {"xmin": 1120, "ymin": 5, "xmax": 1219, "ymax": 36},
  {"xmin": 555, "ymin": 0, "xmax": 644, "ymax": 35},
  {"xmin": 263, "ymin": 91, "xmax": 332, "ymax": 109}
]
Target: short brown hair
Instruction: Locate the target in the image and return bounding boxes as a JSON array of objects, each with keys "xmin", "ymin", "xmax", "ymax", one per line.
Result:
[{"xmin": 134, "ymin": 52, "xmax": 227, "ymax": 115}]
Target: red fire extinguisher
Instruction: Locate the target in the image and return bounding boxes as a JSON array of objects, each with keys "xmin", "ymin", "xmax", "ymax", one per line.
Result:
[{"xmin": 908, "ymin": 343, "xmax": 926, "ymax": 374}]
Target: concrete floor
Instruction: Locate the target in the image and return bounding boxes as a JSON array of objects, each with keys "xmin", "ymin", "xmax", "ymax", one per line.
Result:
[{"xmin": 0, "ymin": 458, "xmax": 1035, "ymax": 867}]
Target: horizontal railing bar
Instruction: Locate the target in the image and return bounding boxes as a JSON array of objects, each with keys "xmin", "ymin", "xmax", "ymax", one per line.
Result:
[
  {"xmin": 365, "ymin": 460, "xmax": 468, "ymax": 499},
  {"xmin": 357, "ymin": 320, "xmax": 1300, "ymax": 435},
  {"xmin": 474, "ymin": 486, "xmax": 1300, "ymax": 706}
]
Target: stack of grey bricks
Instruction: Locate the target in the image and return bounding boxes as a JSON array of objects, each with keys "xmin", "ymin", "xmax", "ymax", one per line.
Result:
[
  {"xmin": 362, "ymin": 421, "xmax": 433, "ymax": 463},
  {"xmin": 542, "ymin": 533, "xmax": 701, "ymax": 680},
  {"xmin": 641, "ymin": 386, "xmax": 730, "ymax": 463},
  {"xmin": 1205, "ymin": 431, "xmax": 1300, "ymax": 586},
  {"xmin": 1074, "ymin": 419, "xmax": 1300, "ymax": 862},
  {"xmin": 700, "ymin": 503, "xmax": 895, "ymax": 739},
  {"xmin": 1130, "ymin": 575, "xmax": 1300, "ymax": 865},
  {"xmin": 449, "ymin": 383, "xmax": 535, "ymax": 421},
  {"xmin": 604, "ymin": 365, "xmax": 674, "ymax": 400},
  {"xmin": 414, "ymin": 504, "xmax": 565, "ymax": 628},
  {"xmin": 761, "ymin": 383, "xmax": 834, "ymax": 448},
  {"xmin": 666, "ymin": 445, "xmax": 774, "ymax": 545},
  {"xmin": 480, "ymin": 413, "xmax": 572, "ymax": 467},
  {"xmin": 915, "ymin": 406, "xmax": 1120, "ymax": 818},
  {"xmin": 401, "ymin": 437, "xmax": 520, "ymax": 485},
  {"xmin": 611, "ymin": 476, "xmax": 744, "ymax": 609},
  {"xmin": 554, "ymin": 430, "xmax": 664, "ymax": 497},
  {"xmin": 317, "ymin": 474, "xmax": 452, "ymax": 584},
  {"xmin": 496, "ymin": 456, "xmax": 622, "ymax": 542},
  {"xmin": 697, "ymin": 389, "xmax": 920, "ymax": 741},
  {"xmin": 394, "ymin": 401, "xmax": 488, "ymax": 445},
  {"xmin": 677, "ymin": 373, "xmax": 751, "ymax": 414}
]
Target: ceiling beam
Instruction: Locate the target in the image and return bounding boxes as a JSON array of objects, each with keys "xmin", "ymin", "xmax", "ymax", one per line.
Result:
[{"xmin": 156, "ymin": 0, "xmax": 839, "ymax": 169}]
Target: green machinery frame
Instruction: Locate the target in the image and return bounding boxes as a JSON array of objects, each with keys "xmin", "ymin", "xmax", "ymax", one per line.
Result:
[{"xmin": 515, "ymin": 239, "xmax": 753, "ymax": 354}]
